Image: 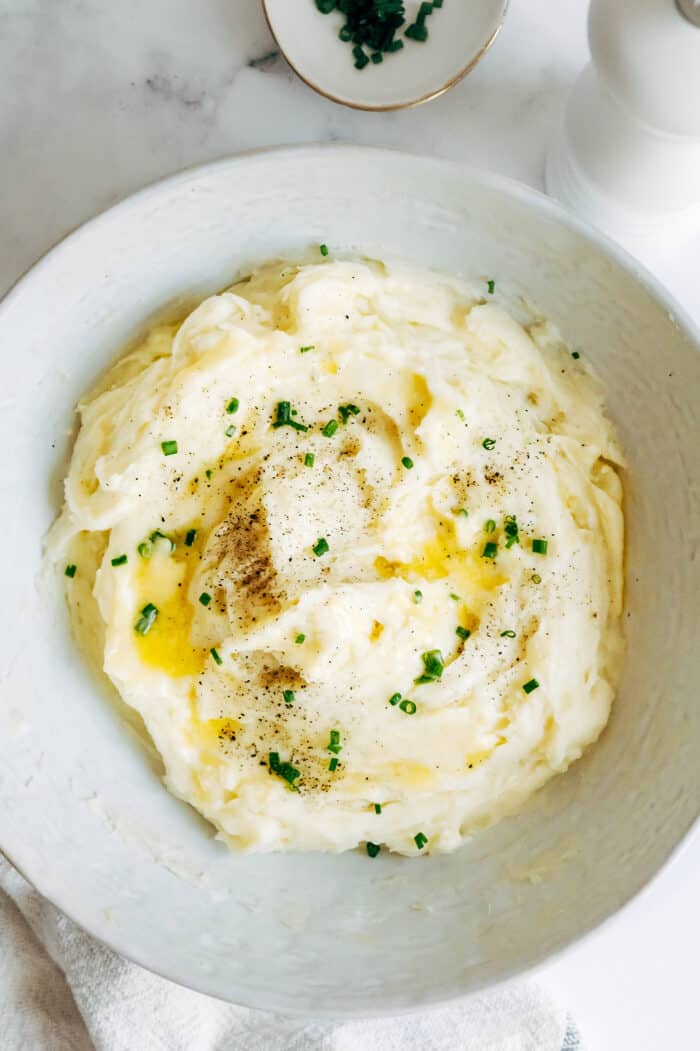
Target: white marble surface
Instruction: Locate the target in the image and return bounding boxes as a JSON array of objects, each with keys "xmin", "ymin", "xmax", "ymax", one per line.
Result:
[{"xmin": 1, "ymin": 1, "xmax": 698, "ymax": 1046}]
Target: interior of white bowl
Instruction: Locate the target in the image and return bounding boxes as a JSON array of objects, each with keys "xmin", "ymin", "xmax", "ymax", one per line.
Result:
[{"xmin": 0, "ymin": 147, "xmax": 698, "ymax": 1015}]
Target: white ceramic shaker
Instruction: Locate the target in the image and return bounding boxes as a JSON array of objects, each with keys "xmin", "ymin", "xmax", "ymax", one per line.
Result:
[{"xmin": 546, "ymin": 0, "xmax": 700, "ymax": 261}]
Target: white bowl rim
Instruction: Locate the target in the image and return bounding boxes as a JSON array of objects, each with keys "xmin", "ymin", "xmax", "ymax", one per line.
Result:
[{"xmin": 2, "ymin": 143, "xmax": 699, "ymax": 1015}]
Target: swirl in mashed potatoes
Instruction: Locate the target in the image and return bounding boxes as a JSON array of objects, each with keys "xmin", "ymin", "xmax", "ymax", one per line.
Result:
[{"xmin": 51, "ymin": 257, "xmax": 624, "ymax": 855}]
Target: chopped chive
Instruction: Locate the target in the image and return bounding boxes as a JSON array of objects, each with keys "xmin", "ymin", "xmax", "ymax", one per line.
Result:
[
  {"xmin": 532, "ymin": 538, "xmax": 549, "ymax": 555},
  {"xmin": 482, "ymin": 541, "xmax": 498, "ymax": 560},
  {"xmin": 413, "ymin": 589, "xmax": 423, "ymax": 604},
  {"xmin": 501, "ymin": 630, "xmax": 516, "ymax": 638},
  {"xmin": 210, "ymin": 647, "xmax": 223, "ymax": 666},
  {"xmin": 374, "ymin": 803, "xmax": 382, "ymax": 815},
  {"xmin": 504, "ymin": 515, "xmax": 520, "ymax": 548},
  {"xmin": 205, "ymin": 468, "xmax": 213, "ymax": 480},
  {"xmin": 300, "ymin": 345, "xmax": 315, "ymax": 354},
  {"xmin": 353, "ymin": 45, "xmax": 369, "ymax": 68},
  {"xmin": 329, "ymin": 756, "xmax": 339, "ymax": 771},
  {"xmin": 199, "ymin": 592, "xmax": 212, "ymax": 607},
  {"xmin": 399, "ymin": 699, "xmax": 417, "ymax": 714},
  {"xmin": 450, "ymin": 592, "xmax": 461, "ymax": 601},
  {"xmin": 484, "ymin": 519, "xmax": 496, "ymax": 533},
  {"xmin": 482, "ymin": 437, "xmax": 496, "ymax": 451},
  {"xmin": 366, "ymin": 841, "xmax": 381, "ymax": 857},
  {"xmin": 327, "ymin": 729, "xmax": 342, "ymax": 754},
  {"xmin": 405, "ymin": 21, "xmax": 428, "ymax": 41},
  {"xmin": 226, "ymin": 398, "xmax": 239, "ymax": 414},
  {"xmin": 135, "ymin": 603, "xmax": 158, "ymax": 636},
  {"xmin": 295, "ymin": 633, "xmax": 306, "ymax": 645},
  {"xmin": 401, "ymin": 456, "xmax": 414, "ymax": 469},
  {"xmin": 414, "ymin": 832, "xmax": 428, "ymax": 850},
  {"xmin": 111, "ymin": 554, "xmax": 127, "ymax": 567},
  {"xmin": 283, "ymin": 689, "xmax": 295, "ymax": 705},
  {"xmin": 455, "ymin": 507, "xmax": 469, "ymax": 517},
  {"xmin": 319, "ymin": 244, "xmax": 329, "ymax": 256},
  {"xmin": 487, "ymin": 279, "xmax": 496, "ymax": 295},
  {"xmin": 389, "ymin": 692, "xmax": 402, "ymax": 706},
  {"xmin": 572, "ymin": 351, "xmax": 581, "ymax": 359},
  {"xmin": 225, "ymin": 424, "xmax": 236, "ymax": 438},
  {"xmin": 312, "ymin": 537, "xmax": 329, "ymax": 557},
  {"xmin": 316, "ymin": 0, "xmax": 335, "ymax": 11},
  {"xmin": 371, "ymin": 50, "xmax": 383, "ymax": 63},
  {"xmin": 338, "ymin": 403, "xmax": 361, "ymax": 423},
  {"xmin": 417, "ymin": 2, "xmax": 433, "ymax": 23},
  {"xmin": 456, "ymin": 408, "xmax": 465, "ymax": 421},
  {"xmin": 65, "ymin": 564, "xmax": 77, "ymax": 578},
  {"xmin": 531, "ymin": 573, "xmax": 542, "ymax": 584},
  {"xmin": 456, "ymin": 626, "xmax": 471, "ymax": 640},
  {"xmin": 523, "ymin": 678, "xmax": 540, "ymax": 694},
  {"xmin": 415, "ymin": 649, "xmax": 444, "ymax": 684},
  {"xmin": 137, "ymin": 541, "xmax": 152, "ymax": 559},
  {"xmin": 184, "ymin": 529, "xmax": 197, "ymax": 547},
  {"xmin": 387, "ymin": 38, "xmax": 404, "ymax": 52},
  {"xmin": 149, "ymin": 529, "xmax": 175, "ymax": 553},
  {"xmin": 272, "ymin": 401, "xmax": 309, "ymax": 432},
  {"xmin": 161, "ymin": 440, "xmax": 178, "ymax": 456},
  {"xmin": 304, "ymin": 452, "xmax": 315, "ymax": 467},
  {"xmin": 322, "ymin": 419, "xmax": 339, "ymax": 438},
  {"xmin": 269, "ymin": 752, "xmax": 301, "ymax": 787}
]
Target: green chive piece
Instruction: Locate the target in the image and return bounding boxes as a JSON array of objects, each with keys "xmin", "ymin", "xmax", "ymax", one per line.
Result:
[
  {"xmin": 484, "ymin": 519, "xmax": 496, "ymax": 533},
  {"xmin": 456, "ymin": 626, "xmax": 471, "ymax": 640},
  {"xmin": 199, "ymin": 592, "xmax": 212, "ymax": 607},
  {"xmin": 532, "ymin": 538, "xmax": 549, "ymax": 555},
  {"xmin": 456, "ymin": 408, "xmax": 465, "ymax": 421},
  {"xmin": 371, "ymin": 50, "xmax": 383, "ymax": 63},
  {"xmin": 329, "ymin": 756, "xmax": 339, "ymax": 772},
  {"xmin": 111, "ymin": 554, "xmax": 128, "ymax": 567},
  {"xmin": 523, "ymin": 678, "xmax": 540, "ymax": 694},
  {"xmin": 414, "ymin": 832, "xmax": 428, "ymax": 850},
  {"xmin": 135, "ymin": 603, "xmax": 158, "ymax": 636},
  {"xmin": 283, "ymin": 689, "xmax": 295, "ymax": 705},
  {"xmin": 482, "ymin": 541, "xmax": 498, "ymax": 560},
  {"xmin": 401, "ymin": 456, "xmax": 414, "ymax": 469},
  {"xmin": 504, "ymin": 515, "xmax": 520, "ymax": 549},
  {"xmin": 315, "ymin": 0, "xmax": 335, "ymax": 11},
  {"xmin": 572, "ymin": 351, "xmax": 581, "ymax": 359},
  {"xmin": 450, "ymin": 593, "xmax": 461, "ymax": 601},
  {"xmin": 184, "ymin": 529, "xmax": 197, "ymax": 547},
  {"xmin": 415, "ymin": 649, "xmax": 444, "ymax": 684},
  {"xmin": 405, "ymin": 21, "xmax": 429, "ymax": 41},
  {"xmin": 226, "ymin": 398, "xmax": 239, "ymax": 414},
  {"xmin": 338, "ymin": 403, "xmax": 361, "ymax": 423},
  {"xmin": 455, "ymin": 507, "xmax": 469, "ymax": 517},
  {"xmin": 137, "ymin": 541, "xmax": 152, "ymax": 559},
  {"xmin": 205, "ymin": 468, "xmax": 213, "ymax": 479},
  {"xmin": 210, "ymin": 647, "xmax": 223, "ymax": 666},
  {"xmin": 353, "ymin": 45, "xmax": 369, "ymax": 68},
  {"xmin": 374, "ymin": 803, "xmax": 382, "ymax": 815},
  {"xmin": 319, "ymin": 244, "xmax": 329, "ymax": 256},
  {"xmin": 327, "ymin": 729, "xmax": 342, "ymax": 754},
  {"xmin": 366, "ymin": 841, "xmax": 381, "ymax": 857},
  {"xmin": 300, "ymin": 345, "xmax": 315, "ymax": 354},
  {"xmin": 501, "ymin": 630, "xmax": 516, "ymax": 638},
  {"xmin": 482, "ymin": 437, "xmax": 496, "ymax": 450},
  {"xmin": 413, "ymin": 589, "xmax": 423, "ymax": 604},
  {"xmin": 149, "ymin": 529, "xmax": 175, "ymax": 553},
  {"xmin": 531, "ymin": 573, "xmax": 542, "ymax": 584},
  {"xmin": 487, "ymin": 279, "xmax": 496, "ymax": 294},
  {"xmin": 295, "ymin": 633, "xmax": 306, "ymax": 645},
  {"xmin": 399, "ymin": 699, "xmax": 417, "ymax": 714},
  {"xmin": 389, "ymin": 692, "xmax": 402, "ymax": 706},
  {"xmin": 304, "ymin": 452, "xmax": 315, "ymax": 467},
  {"xmin": 269, "ymin": 752, "xmax": 301, "ymax": 787},
  {"xmin": 272, "ymin": 401, "xmax": 309, "ymax": 432},
  {"xmin": 313, "ymin": 537, "xmax": 329, "ymax": 557},
  {"xmin": 161, "ymin": 440, "xmax": 178, "ymax": 456},
  {"xmin": 65, "ymin": 564, "xmax": 77, "ymax": 578},
  {"xmin": 225, "ymin": 424, "xmax": 236, "ymax": 438},
  {"xmin": 322, "ymin": 419, "xmax": 339, "ymax": 438}
]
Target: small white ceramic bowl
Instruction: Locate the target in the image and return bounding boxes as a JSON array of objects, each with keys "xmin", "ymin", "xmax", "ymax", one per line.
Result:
[
  {"xmin": 263, "ymin": 0, "xmax": 509, "ymax": 110},
  {"xmin": 1, "ymin": 147, "xmax": 699, "ymax": 1015}
]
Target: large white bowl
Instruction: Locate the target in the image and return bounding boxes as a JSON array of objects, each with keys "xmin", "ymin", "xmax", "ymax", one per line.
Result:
[{"xmin": 1, "ymin": 147, "xmax": 698, "ymax": 1016}]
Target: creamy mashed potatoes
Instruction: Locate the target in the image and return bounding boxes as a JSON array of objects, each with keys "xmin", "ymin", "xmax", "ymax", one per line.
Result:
[{"xmin": 51, "ymin": 258, "xmax": 624, "ymax": 855}]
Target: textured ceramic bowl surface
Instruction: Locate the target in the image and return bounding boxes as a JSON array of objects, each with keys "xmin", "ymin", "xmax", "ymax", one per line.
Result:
[
  {"xmin": 0, "ymin": 147, "xmax": 698, "ymax": 1016},
  {"xmin": 263, "ymin": 0, "xmax": 508, "ymax": 110}
]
